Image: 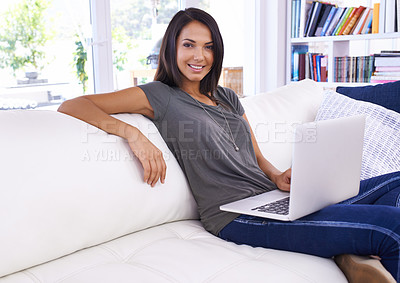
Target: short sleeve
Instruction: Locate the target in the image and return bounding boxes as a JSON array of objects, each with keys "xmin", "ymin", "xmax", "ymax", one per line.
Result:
[
  {"xmin": 218, "ymin": 87, "xmax": 245, "ymax": 116},
  {"xmin": 138, "ymin": 81, "xmax": 172, "ymax": 122}
]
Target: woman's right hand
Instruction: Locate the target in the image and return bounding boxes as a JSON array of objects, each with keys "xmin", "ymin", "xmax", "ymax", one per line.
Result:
[
  {"xmin": 58, "ymin": 86, "xmax": 165, "ymax": 187},
  {"xmin": 127, "ymin": 131, "xmax": 167, "ymax": 187}
]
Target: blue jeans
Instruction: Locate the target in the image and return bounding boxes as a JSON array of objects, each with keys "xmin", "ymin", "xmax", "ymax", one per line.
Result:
[{"xmin": 218, "ymin": 171, "xmax": 400, "ymax": 281}]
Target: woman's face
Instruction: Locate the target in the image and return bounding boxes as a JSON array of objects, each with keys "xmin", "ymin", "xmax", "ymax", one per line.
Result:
[{"xmin": 176, "ymin": 20, "xmax": 214, "ymax": 86}]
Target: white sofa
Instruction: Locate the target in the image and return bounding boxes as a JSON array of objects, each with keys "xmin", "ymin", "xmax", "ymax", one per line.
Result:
[{"xmin": 0, "ymin": 80, "xmax": 349, "ymax": 282}]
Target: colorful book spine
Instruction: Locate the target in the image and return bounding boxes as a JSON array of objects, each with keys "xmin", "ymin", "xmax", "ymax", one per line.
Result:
[
  {"xmin": 314, "ymin": 4, "xmax": 334, "ymax": 36},
  {"xmin": 326, "ymin": 7, "xmax": 345, "ymax": 36},
  {"xmin": 320, "ymin": 55, "xmax": 328, "ymax": 82},
  {"xmin": 307, "ymin": 2, "xmax": 324, "ymax": 36},
  {"xmin": 299, "ymin": 1, "xmax": 314, "ymax": 38},
  {"xmin": 334, "ymin": 55, "xmax": 374, "ymax": 82},
  {"xmin": 361, "ymin": 10, "xmax": 374, "ymax": 34},
  {"xmin": 320, "ymin": 6, "xmax": 337, "ymax": 36},
  {"xmin": 372, "ymin": 3, "xmax": 380, "ymax": 33},
  {"xmin": 343, "ymin": 6, "xmax": 366, "ymax": 35},
  {"xmin": 352, "ymin": 7, "xmax": 371, "ymax": 35},
  {"xmin": 315, "ymin": 55, "xmax": 322, "ymax": 82},
  {"xmin": 303, "ymin": 1, "xmax": 316, "ymax": 37},
  {"xmin": 291, "ymin": 45, "xmax": 309, "ymax": 81},
  {"xmin": 332, "ymin": 7, "xmax": 352, "ymax": 35},
  {"xmin": 295, "ymin": 0, "xmax": 301, "ymax": 37},
  {"xmin": 337, "ymin": 7, "xmax": 357, "ymax": 35}
]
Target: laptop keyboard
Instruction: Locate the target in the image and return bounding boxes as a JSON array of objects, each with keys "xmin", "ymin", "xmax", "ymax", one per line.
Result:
[{"xmin": 251, "ymin": 197, "xmax": 290, "ymax": 215}]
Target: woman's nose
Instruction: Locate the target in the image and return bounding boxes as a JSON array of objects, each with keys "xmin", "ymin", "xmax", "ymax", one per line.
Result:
[{"xmin": 193, "ymin": 47, "xmax": 204, "ymax": 61}]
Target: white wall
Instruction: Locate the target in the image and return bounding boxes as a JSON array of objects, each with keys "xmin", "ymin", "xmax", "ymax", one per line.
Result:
[{"xmin": 243, "ymin": 0, "xmax": 287, "ymax": 96}]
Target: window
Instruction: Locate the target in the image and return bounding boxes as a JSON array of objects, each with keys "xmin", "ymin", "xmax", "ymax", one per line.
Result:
[
  {"xmin": 0, "ymin": 0, "xmax": 93, "ymax": 111},
  {"xmin": 110, "ymin": 0, "xmax": 179, "ymax": 90}
]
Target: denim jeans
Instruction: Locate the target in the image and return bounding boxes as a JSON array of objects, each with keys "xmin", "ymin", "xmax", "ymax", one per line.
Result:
[{"xmin": 218, "ymin": 171, "xmax": 400, "ymax": 281}]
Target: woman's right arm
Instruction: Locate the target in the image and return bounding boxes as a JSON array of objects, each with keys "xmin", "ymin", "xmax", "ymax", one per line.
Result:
[{"xmin": 57, "ymin": 86, "xmax": 166, "ymax": 187}]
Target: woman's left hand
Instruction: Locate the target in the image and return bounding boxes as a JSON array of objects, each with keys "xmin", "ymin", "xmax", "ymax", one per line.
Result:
[{"xmin": 273, "ymin": 168, "xmax": 292, "ymax": 192}]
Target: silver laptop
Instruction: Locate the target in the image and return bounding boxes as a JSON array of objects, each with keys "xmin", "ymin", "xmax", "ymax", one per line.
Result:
[{"xmin": 220, "ymin": 115, "xmax": 366, "ymax": 221}]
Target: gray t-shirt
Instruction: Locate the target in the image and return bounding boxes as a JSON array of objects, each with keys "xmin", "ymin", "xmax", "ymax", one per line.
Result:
[{"xmin": 139, "ymin": 81, "xmax": 277, "ymax": 235}]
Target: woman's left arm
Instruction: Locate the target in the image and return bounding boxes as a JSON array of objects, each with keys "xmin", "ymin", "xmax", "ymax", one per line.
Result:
[{"xmin": 242, "ymin": 114, "xmax": 292, "ymax": 191}]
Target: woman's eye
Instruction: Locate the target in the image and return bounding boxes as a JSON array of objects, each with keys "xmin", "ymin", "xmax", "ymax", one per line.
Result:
[
  {"xmin": 183, "ymin": 43, "xmax": 193, "ymax": 48},
  {"xmin": 206, "ymin": 45, "xmax": 214, "ymax": 50}
]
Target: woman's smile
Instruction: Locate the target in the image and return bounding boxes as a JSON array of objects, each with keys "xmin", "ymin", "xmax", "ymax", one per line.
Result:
[{"xmin": 188, "ymin": 64, "xmax": 205, "ymax": 71}]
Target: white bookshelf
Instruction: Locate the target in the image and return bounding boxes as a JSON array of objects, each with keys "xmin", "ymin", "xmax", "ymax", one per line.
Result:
[{"xmin": 286, "ymin": 0, "xmax": 400, "ymax": 88}]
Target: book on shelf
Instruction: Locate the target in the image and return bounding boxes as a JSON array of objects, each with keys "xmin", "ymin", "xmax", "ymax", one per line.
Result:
[
  {"xmin": 380, "ymin": 0, "xmax": 387, "ymax": 33},
  {"xmin": 291, "ymin": 0, "xmax": 400, "ymax": 37},
  {"xmin": 303, "ymin": 1, "xmax": 316, "ymax": 37},
  {"xmin": 342, "ymin": 6, "xmax": 366, "ymax": 35},
  {"xmin": 372, "ymin": 52, "xmax": 400, "ymax": 82},
  {"xmin": 291, "ymin": 0, "xmax": 301, "ymax": 38},
  {"xmin": 376, "ymin": 66, "xmax": 400, "ymax": 72},
  {"xmin": 325, "ymin": 7, "xmax": 345, "ymax": 36},
  {"xmin": 352, "ymin": 7, "xmax": 372, "ymax": 35},
  {"xmin": 291, "ymin": 45, "xmax": 327, "ymax": 82},
  {"xmin": 291, "ymin": 45, "xmax": 309, "ymax": 81},
  {"xmin": 332, "ymin": 7, "xmax": 354, "ymax": 35},
  {"xmin": 334, "ymin": 55, "xmax": 374, "ymax": 83},
  {"xmin": 380, "ymin": 50, "xmax": 400, "ymax": 54},
  {"xmin": 314, "ymin": 4, "xmax": 335, "ymax": 36},
  {"xmin": 306, "ymin": 2, "xmax": 325, "ymax": 36},
  {"xmin": 398, "ymin": 0, "xmax": 400, "ymax": 32},
  {"xmin": 385, "ymin": 0, "xmax": 396, "ymax": 33},
  {"xmin": 374, "ymin": 55, "xmax": 400, "ymax": 66},
  {"xmin": 299, "ymin": 1, "xmax": 314, "ymax": 37},
  {"xmin": 320, "ymin": 55, "xmax": 328, "ymax": 82},
  {"xmin": 337, "ymin": 7, "xmax": 357, "ymax": 35},
  {"xmin": 362, "ymin": 10, "xmax": 374, "ymax": 34},
  {"xmin": 373, "ymin": 51, "xmax": 400, "ymax": 75},
  {"xmin": 372, "ymin": 3, "xmax": 380, "ymax": 33},
  {"xmin": 370, "ymin": 76, "xmax": 400, "ymax": 82},
  {"xmin": 308, "ymin": 53, "xmax": 327, "ymax": 82},
  {"xmin": 320, "ymin": 6, "xmax": 337, "ymax": 36}
]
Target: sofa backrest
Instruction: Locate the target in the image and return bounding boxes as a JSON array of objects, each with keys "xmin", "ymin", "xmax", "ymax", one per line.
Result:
[
  {"xmin": 0, "ymin": 79, "xmax": 323, "ymax": 277},
  {"xmin": 0, "ymin": 110, "xmax": 198, "ymax": 277},
  {"xmin": 241, "ymin": 79, "xmax": 323, "ymax": 171}
]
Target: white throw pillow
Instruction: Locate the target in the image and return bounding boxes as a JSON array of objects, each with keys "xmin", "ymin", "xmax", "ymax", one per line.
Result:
[{"xmin": 315, "ymin": 90, "xmax": 400, "ymax": 180}]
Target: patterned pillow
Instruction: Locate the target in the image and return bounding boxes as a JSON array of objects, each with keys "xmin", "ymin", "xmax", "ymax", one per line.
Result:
[{"xmin": 315, "ymin": 90, "xmax": 400, "ymax": 180}]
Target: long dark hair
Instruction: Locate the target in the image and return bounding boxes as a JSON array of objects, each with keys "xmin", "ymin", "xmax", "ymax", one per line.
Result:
[{"xmin": 154, "ymin": 8, "xmax": 224, "ymax": 98}]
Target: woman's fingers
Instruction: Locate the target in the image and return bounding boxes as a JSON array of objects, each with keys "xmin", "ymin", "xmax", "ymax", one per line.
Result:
[{"xmin": 135, "ymin": 146, "xmax": 166, "ymax": 187}]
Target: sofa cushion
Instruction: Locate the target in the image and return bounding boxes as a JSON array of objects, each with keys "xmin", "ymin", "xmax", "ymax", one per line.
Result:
[
  {"xmin": 0, "ymin": 110, "xmax": 198, "ymax": 277},
  {"xmin": 241, "ymin": 79, "xmax": 324, "ymax": 171},
  {"xmin": 315, "ymin": 90, "xmax": 400, "ymax": 180},
  {"xmin": 1, "ymin": 220, "xmax": 347, "ymax": 283},
  {"xmin": 336, "ymin": 81, "xmax": 400, "ymax": 113}
]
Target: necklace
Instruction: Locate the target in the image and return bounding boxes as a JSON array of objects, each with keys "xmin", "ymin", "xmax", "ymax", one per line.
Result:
[{"xmin": 189, "ymin": 95, "xmax": 240, "ymax": 152}]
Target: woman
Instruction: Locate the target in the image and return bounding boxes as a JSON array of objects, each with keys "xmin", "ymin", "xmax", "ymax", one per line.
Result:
[{"xmin": 59, "ymin": 8, "xmax": 400, "ymax": 283}]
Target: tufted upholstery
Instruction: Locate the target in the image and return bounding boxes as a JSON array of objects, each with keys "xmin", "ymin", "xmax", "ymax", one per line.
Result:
[
  {"xmin": 0, "ymin": 79, "xmax": 348, "ymax": 282},
  {"xmin": 2, "ymin": 221, "xmax": 346, "ymax": 283}
]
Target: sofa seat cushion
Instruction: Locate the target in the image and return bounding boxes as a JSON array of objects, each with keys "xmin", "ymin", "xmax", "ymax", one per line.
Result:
[{"xmin": 1, "ymin": 220, "xmax": 347, "ymax": 283}]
